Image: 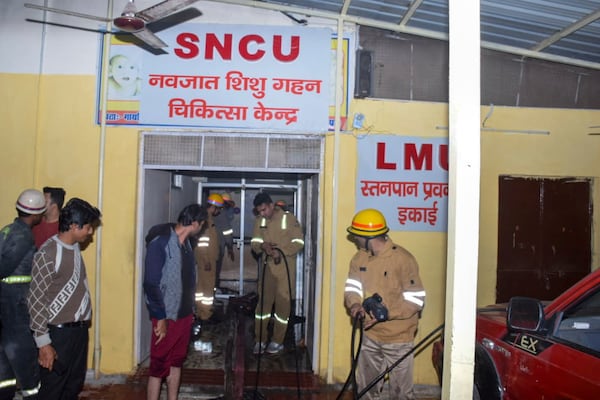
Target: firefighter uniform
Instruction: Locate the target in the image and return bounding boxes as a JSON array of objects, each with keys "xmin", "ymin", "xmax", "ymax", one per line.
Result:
[
  {"xmin": 344, "ymin": 240, "xmax": 425, "ymax": 343},
  {"xmin": 212, "ymin": 197, "xmax": 234, "ymax": 289},
  {"xmin": 194, "ymin": 215, "xmax": 220, "ymax": 321},
  {"xmin": 0, "ymin": 219, "xmax": 41, "ymax": 400},
  {"xmin": 251, "ymin": 207, "xmax": 304, "ymax": 346},
  {"xmin": 343, "ymin": 209, "xmax": 426, "ymax": 400}
]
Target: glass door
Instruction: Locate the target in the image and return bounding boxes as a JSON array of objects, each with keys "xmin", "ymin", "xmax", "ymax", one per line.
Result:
[{"xmin": 198, "ymin": 179, "xmax": 301, "ymax": 298}]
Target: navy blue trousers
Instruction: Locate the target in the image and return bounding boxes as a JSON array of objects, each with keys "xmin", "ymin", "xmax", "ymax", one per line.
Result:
[{"xmin": 0, "ymin": 283, "xmax": 40, "ymax": 400}]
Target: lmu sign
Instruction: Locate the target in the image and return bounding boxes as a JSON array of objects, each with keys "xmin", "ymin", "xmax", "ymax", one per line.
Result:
[
  {"xmin": 356, "ymin": 135, "xmax": 449, "ymax": 232},
  {"xmin": 376, "ymin": 142, "xmax": 449, "ymax": 171}
]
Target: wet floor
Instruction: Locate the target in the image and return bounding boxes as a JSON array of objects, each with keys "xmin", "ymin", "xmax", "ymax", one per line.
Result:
[
  {"xmin": 80, "ymin": 376, "xmax": 441, "ymax": 400},
  {"xmin": 78, "ymin": 287, "xmax": 440, "ymax": 400},
  {"xmin": 79, "ymin": 334, "xmax": 441, "ymax": 400}
]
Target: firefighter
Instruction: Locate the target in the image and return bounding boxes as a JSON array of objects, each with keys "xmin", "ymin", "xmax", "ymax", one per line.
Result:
[
  {"xmin": 251, "ymin": 192, "xmax": 304, "ymax": 355},
  {"xmin": 275, "ymin": 199, "xmax": 289, "ymax": 213},
  {"xmin": 343, "ymin": 209, "xmax": 426, "ymax": 400},
  {"xmin": 212, "ymin": 193, "xmax": 235, "ymax": 289},
  {"xmin": 194, "ymin": 193, "xmax": 224, "ymax": 323},
  {"xmin": 0, "ymin": 189, "xmax": 47, "ymax": 400}
]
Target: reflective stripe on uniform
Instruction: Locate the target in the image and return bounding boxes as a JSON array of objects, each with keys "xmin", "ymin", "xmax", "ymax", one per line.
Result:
[
  {"xmin": 403, "ymin": 290, "xmax": 426, "ymax": 307},
  {"xmin": 255, "ymin": 312, "xmax": 271, "ymax": 320},
  {"xmin": 254, "ymin": 214, "xmax": 303, "ymax": 247},
  {"xmin": 0, "ymin": 378, "xmax": 16, "ymax": 389},
  {"xmin": 22, "ymin": 383, "xmax": 40, "ymax": 396},
  {"xmin": 222, "ymin": 228, "xmax": 233, "ymax": 236},
  {"xmin": 195, "ymin": 292, "xmax": 214, "ymax": 306},
  {"xmin": 197, "ymin": 236, "xmax": 210, "ymax": 248},
  {"xmin": 274, "ymin": 313, "xmax": 288, "ymax": 325},
  {"xmin": 344, "ymin": 278, "xmax": 363, "ymax": 297},
  {"xmin": 1, "ymin": 275, "xmax": 32, "ymax": 284}
]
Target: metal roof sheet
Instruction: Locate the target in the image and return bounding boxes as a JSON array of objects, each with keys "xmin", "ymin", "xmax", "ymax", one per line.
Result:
[{"xmin": 225, "ymin": 0, "xmax": 600, "ymax": 69}]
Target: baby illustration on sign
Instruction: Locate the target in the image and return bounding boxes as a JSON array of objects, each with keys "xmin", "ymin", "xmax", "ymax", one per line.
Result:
[{"xmin": 107, "ymin": 54, "xmax": 142, "ymax": 99}]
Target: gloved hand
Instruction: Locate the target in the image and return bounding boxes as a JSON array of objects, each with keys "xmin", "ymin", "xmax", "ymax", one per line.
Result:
[
  {"xmin": 350, "ymin": 303, "xmax": 365, "ymax": 319},
  {"xmin": 261, "ymin": 242, "xmax": 277, "ymax": 256}
]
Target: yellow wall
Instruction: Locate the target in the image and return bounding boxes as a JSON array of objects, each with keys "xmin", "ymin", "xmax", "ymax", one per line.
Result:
[
  {"xmin": 2, "ymin": 73, "xmax": 600, "ymax": 385},
  {"xmin": 478, "ymin": 106, "xmax": 600, "ymax": 305},
  {"xmin": 321, "ymin": 100, "xmax": 450, "ymax": 384},
  {"xmin": 0, "ymin": 73, "xmax": 139, "ymax": 374},
  {"xmin": 319, "ymin": 99, "xmax": 600, "ymax": 384}
]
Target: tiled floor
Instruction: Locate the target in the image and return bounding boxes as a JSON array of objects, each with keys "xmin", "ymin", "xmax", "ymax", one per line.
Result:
[{"xmin": 181, "ymin": 304, "xmax": 312, "ymax": 372}]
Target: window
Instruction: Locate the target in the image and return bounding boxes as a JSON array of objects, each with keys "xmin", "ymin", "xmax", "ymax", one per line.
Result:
[{"xmin": 554, "ymin": 289, "xmax": 600, "ymax": 355}]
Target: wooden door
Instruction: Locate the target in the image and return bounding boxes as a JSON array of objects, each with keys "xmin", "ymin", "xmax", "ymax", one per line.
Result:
[{"xmin": 496, "ymin": 176, "xmax": 592, "ymax": 302}]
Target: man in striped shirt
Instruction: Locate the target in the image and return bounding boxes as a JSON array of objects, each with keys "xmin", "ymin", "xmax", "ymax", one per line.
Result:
[{"xmin": 28, "ymin": 198, "xmax": 101, "ymax": 400}]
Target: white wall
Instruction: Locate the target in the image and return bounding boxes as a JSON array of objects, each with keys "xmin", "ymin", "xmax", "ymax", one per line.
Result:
[{"xmin": 3, "ymin": 0, "xmax": 341, "ymax": 75}]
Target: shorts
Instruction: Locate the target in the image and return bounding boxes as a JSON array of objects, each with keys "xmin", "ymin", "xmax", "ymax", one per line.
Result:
[{"xmin": 149, "ymin": 314, "xmax": 193, "ymax": 378}]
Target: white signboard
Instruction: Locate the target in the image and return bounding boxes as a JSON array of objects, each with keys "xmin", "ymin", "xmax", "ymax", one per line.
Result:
[
  {"xmin": 101, "ymin": 24, "xmax": 332, "ymax": 132},
  {"xmin": 356, "ymin": 135, "xmax": 449, "ymax": 232}
]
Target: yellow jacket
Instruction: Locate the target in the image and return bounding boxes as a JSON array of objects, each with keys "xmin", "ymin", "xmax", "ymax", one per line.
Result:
[
  {"xmin": 344, "ymin": 239, "xmax": 426, "ymax": 343},
  {"xmin": 194, "ymin": 215, "xmax": 220, "ymax": 270},
  {"xmin": 251, "ymin": 208, "xmax": 304, "ymax": 272}
]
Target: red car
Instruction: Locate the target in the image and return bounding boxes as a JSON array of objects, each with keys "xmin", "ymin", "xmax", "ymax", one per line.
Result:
[{"xmin": 432, "ymin": 269, "xmax": 600, "ymax": 399}]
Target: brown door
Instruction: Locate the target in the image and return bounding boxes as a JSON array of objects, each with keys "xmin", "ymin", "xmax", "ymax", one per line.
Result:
[{"xmin": 496, "ymin": 176, "xmax": 592, "ymax": 302}]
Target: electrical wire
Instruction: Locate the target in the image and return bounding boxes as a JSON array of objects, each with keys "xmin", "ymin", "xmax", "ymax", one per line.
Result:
[
  {"xmin": 252, "ymin": 254, "xmax": 267, "ymax": 400},
  {"xmin": 253, "ymin": 249, "xmax": 303, "ymax": 400},
  {"xmin": 275, "ymin": 247, "xmax": 302, "ymax": 400},
  {"xmin": 356, "ymin": 323, "xmax": 445, "ymax": 398},
  {"xmin": 334, "ymin": 319, "xmax": 444, "ymax": 399},
  {"xmin": 336, "ymin": 315, "xmax": 363, "ymax": 400}
]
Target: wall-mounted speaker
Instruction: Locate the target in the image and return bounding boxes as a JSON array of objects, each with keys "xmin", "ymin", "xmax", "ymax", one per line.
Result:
[{"xmin": 354, "ymin": 50, "xmax": 373, "ymax": 98}]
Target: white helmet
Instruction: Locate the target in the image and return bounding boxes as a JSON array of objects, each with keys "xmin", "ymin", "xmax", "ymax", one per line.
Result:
[{"xmin": 16, "ymin": 189, "xmax": 46, "ymax": 215}]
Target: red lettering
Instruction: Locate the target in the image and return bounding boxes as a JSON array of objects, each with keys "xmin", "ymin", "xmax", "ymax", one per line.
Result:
[
  {"xmin": 439, "ymin": 144, "xmax": 448, "ymax": 171},
  {"xmin": 206, "ymin": 33, "xmax": 232, "ymax": 60},
  {"xmin": 174, "ymin": 33, "xmax": 200, "ymax": 59},
  {"xmin": 273, "ymin": 35, "xmax": 300, "ymax": 62},
  {"xmin": 404, "ymin": 143, "xmax": 433, "ymax": 170},
  {"xmin": 174, "ymin": 33, "xmax": 302, "ymax": 62},
  {"xmin": 239, "ymin": 34, "xmax": 265, "ymax": 61},
  {"xmin": 376, "ymin": 142, "xmax": 397, "ymax": 170}
]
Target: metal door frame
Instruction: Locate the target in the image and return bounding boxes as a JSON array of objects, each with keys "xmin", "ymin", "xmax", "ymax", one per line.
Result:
[
  {"xmin": 199, "ymin": 179, "xmax": 304, "ymax": 298},
  {"xmin": 136, "ymin": 131, "xmax": 324, "ymax": 371}
]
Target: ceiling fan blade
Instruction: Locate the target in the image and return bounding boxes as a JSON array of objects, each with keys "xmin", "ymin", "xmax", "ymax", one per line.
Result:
[
  {"xmin": 24, "ymin": 3, "xmax": 111, "ymax": 23},
  {"xmin": 146, "ymin": 7, "xmax": 203, "ymax": 34},
  {"xmin": 131, "ymin": 27, "xmax": 168, "ymax": 49},
  {"xmin": 25, "ymin": 18, "xmax": 113, "ymax": 35},
  {"xmin": 136, "ymin": 0, "xmax": 200, "ymax": 23}
]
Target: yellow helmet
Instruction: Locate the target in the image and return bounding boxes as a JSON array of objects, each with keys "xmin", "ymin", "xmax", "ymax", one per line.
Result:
[
  {"xmin": 347, "ymin": 209, "xmax": 389, "ymax": 237},
  {"xmin": 207, "ymin": 193, "xmax": 224, "ymax": 208},
  {"xmin": 221, "ymin": 193, "xmax": 234, "ymax": 204}
]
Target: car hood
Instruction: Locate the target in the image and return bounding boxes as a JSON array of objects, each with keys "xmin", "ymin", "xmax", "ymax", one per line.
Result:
[{"xmin": 477, "ymin": 304, "xmax": 508, "ymax": 325}]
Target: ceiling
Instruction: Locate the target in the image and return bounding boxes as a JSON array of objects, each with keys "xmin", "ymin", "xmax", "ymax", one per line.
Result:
[{"xmin": 216, "ymin": 0, "xmax": 600, "ymax": 70}]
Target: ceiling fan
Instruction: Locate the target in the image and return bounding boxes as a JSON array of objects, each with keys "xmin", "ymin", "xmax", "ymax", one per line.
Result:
[{"xmin": 24, "ymin": 0, "xmax": 200, "ymax": 49}]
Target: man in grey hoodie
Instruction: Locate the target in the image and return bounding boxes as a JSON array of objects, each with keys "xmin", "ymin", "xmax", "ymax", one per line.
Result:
[{"xmin": 143, "ymin": 204, "xmax": 207, "ymax": 400}]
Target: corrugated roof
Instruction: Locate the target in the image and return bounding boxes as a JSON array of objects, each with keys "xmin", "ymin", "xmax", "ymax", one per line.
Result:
[{"xmin": 220, "ymin": 0, "xmax": 600, "ymax": 69}]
